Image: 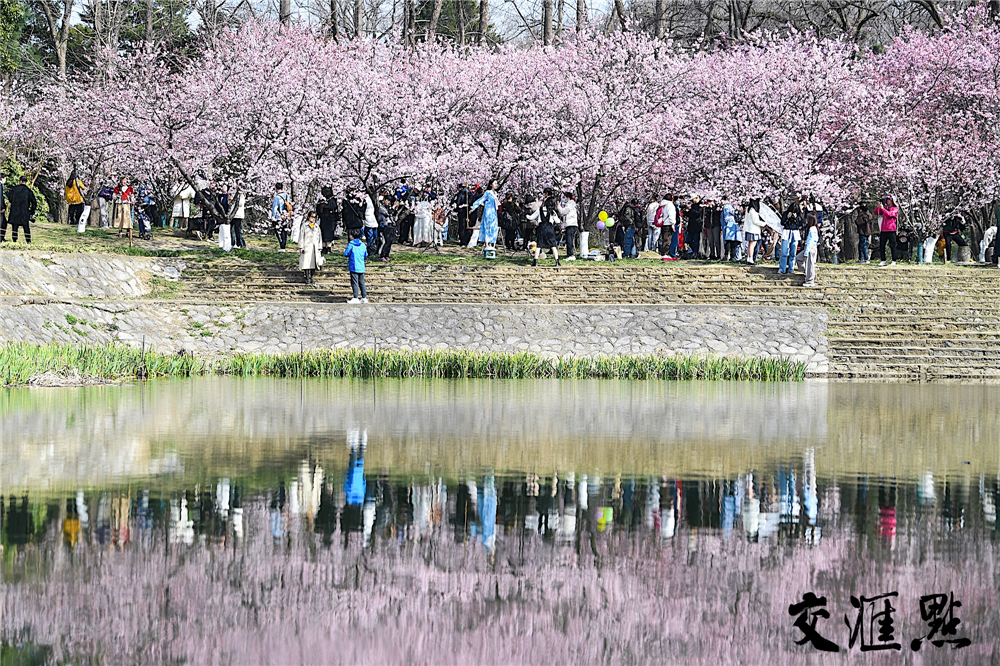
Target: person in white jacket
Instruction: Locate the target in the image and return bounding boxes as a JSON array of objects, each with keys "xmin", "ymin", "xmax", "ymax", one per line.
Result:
[
  {"xmin": 645, "ymin": 198, "xmax": 660, "ymax": 252},
  {"xmin": 743, "ymin": 200, "xmax": 764, "ymax": 265},
  {"xmin": 363, "ymin": 193, "xmax": 379, "ymax": 253},
  {"xmin": 661, "ymin": 197, "xmax": 678, "ymax": 258},
  {"xmin": 171, "ymin": 182, "xmax": 195, "ymax": 230},
  {"xmin": 556, "ymin": 193, "xmax": 579, "ymax": 260}
]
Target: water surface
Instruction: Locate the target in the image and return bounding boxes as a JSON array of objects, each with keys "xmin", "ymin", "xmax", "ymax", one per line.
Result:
[{"xmin": 2, "ymin": 379, "xmax": 998, "ymax": 664}]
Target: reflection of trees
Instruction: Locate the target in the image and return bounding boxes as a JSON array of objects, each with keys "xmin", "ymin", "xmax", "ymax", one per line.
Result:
[{"xmin": 3, "ymin": 468, "xmax": 1000, "ymax": 664}]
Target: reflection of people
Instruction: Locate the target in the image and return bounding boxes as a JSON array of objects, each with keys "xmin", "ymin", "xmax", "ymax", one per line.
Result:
[
  {"xmin": 341, "ymin": 429, "xmax": 367, "ymax": 545},
  {"xmin": 479, "ymin": 476, "xmax": 497, "ymax": 555},
  {"xmin": 270, "ymin": 481, "xmax": 287, "ymax": 542},
  {"xmin": 63, "ymin": 498, "xmax": 81, "ymax": 548},
  {"xmin": 742, "ymin": 475, "xmax": 760, "ymax": 542},
  {"xmin": 3, "ymin": 494, "xmax": 34, "ymax": 546},
  {"xmin": 877, "ymin": 482, "xmax": 897, "ymax": 546}
]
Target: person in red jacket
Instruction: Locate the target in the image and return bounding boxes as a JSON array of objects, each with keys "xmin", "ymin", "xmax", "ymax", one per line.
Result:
[{"xmin": 872, "ymin": 195, "xmax": 899, "ymax": 266}]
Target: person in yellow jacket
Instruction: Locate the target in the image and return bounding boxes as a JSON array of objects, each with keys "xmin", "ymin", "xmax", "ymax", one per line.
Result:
[{"xmin": 65, "ymin": 171, "xmax": 86, "ymax": 226}]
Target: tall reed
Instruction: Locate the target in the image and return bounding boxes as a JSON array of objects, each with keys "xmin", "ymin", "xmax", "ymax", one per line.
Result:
[{"xmin": 0, "ymin": 342, "xmax": 806, "ymax": 385}]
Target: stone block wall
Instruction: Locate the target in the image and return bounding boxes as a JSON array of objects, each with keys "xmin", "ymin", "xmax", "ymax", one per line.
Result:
[
  {"xmin": 0, "ymin": 252, "xmax": 184, "ymax": 299},
  {"xmin": 0, "ymin": 299, "xmax": 829, "ymax": 375}
]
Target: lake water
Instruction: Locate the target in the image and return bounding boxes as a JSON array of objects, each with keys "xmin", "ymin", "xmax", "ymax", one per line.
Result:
[{"xmin": 2, "ymin": 378, "xmax": 999, "ymax": 664}]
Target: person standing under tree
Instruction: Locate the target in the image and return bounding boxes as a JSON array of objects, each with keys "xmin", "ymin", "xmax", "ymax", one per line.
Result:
[
  {"xmin": 1, "ymin": 175, "xmax": 36, "ymax": 244},
  {"xmin": 454, "ymin": 182, "xmax": 471, "ymax": 245},
  {"xmin": 722, "ymin": 201, "xmax": 740, "ymax": 261},
  {"xmin": 65, "ymin": 171, "xmax": 86, "ymax": 227},
  {"xmin": 112, "ymin": 176, "xmax": 135, "ymax": 241},
  {"xmin": 778, "ymin": 200, "xmax": 802, "ymax": 275},
  {"xmin": 378, "ymin": 193, "xmax": 396, "ymax": 262},
  {"xmin": 556, "ymin": 192, "xmax": 578, "ymax": 260},
  {"xmin": 528, "ymin": 191, "xmax": 560, "ymax": 267},
  {"xmin": 941, "ymin": 214, "xmax": 968, "ymax": 264},
  {"xmin": 686, "ymin": 197, "xmax": 705, "ymax": 259},
  {"xmin": 873, "ymin": 195, "xmax": 899, "ymax": 266},
  {"xmin": 299, "ymin": 211, "xmax": 323, "ymax": 284},
  {"xmin": 270, "ymin": 183, "xmax": 292, "ymax": 252},
  {"xmin": 743, "ymin": 199, "xmax": 763, "ymax": 265},
  {"xmin": 499, "ymin": 192, "xmax": 521, "ymax": 251},
  {"xmin": 800, "ymin": 214, "xmax": 820, "ymax": 287},
  {"xmin": 470, "ymin": 179, "xmax": 500, "ymax": 251},
  {"xmin": 645, "ymin": 196, "xmax": 661, "ymax": 253},
  {"xmin": 855, "ymin": 204, "xmax": 874, "ymax": 264},
  {"xmin": 316, "ymin": 186, "xmax": 339, "ymax": 254}
]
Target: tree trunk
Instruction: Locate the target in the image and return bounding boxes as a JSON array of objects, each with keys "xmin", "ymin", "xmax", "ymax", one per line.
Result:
[
  {"xmin": 280, "ymin": 0, "xmax": 292, "ymax": 25},
  {"xmin": 405, "ymin": 0, "xmax": 416, "ymax": 45},
  {"xmin": 427, "ymin": 0, "xmax": 443, "ymax": 38},
  {"xmin": 477, "ymin": 0, "xmax": 489, "ymax": 44},
  {"xmin": 330, "ymin": 0, "xmax": 339, "ymax": 39},
  {"xmin": 457, "ymin": 0, "xmax": 466, "ymax": 45},
  {"xmin": 542, "ymin": 0, "xmax": 553, "ymax": 45},
  {"xmin": 612, "ymin": 0, "xmax": 627, "ymax": 32},
  {"xmin": 145, "ymin": 0, "xmax": 154, "ymax": 44},
  {"xmin": 654, "ymin": 0, "xmax": 664, "ymax": 37},
  {"xmin": 575, "ymin": 0, "xmax": 585, "ymax": 32},
  {"xmin": 842, "ymin": 212, "xmax": 858, "ymax": 261},
  {"xmin": 354, "ymin": 0, "xmax": 362, "ymax": 37},
  {"xmin": 37, "ymin": 0, "xmax": 74, "ymax": 80},
  {"xmin": 556, "ymin": 0, "xmax": 562, "ymax": 36}
]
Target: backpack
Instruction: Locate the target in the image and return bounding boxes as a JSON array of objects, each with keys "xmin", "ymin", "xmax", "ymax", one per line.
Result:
[{"xmin": 654, "ymin": 206, "xmax": 664, "ymax": 227}]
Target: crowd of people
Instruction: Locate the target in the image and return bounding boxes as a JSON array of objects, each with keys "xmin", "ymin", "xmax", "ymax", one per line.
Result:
[{"xmin": 4, "ymin": 171, "xmax": 995, "ymax": 292}]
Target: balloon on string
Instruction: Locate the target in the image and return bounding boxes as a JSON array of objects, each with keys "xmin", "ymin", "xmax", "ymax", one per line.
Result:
[
  {"xmin": 596, "ymin": 221, "xmax": 606, "ymax": 230},
  {"xmin": 605, "ymin": 216, "xmax": 615, "ymax": 226},
  {"xmin": 598, "ymin": 211, "xmax": 608, "ymax": 222}
]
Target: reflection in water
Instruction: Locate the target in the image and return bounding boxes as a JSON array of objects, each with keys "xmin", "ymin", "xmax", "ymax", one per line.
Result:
[{"xmin": 1, "ymin": 379, "xmax": 1000, "ymax": 664}]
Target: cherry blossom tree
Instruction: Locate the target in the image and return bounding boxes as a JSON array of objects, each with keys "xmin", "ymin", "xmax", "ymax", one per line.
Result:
[{"xmin": 6, "ymin": 10, "xmax": 1000, "ymax": 251}]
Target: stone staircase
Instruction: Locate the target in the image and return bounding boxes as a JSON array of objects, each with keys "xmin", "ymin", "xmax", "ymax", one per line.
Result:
[{"xmin": 175, "ymin": 260, "xmax": 1000, "ymax": 380}]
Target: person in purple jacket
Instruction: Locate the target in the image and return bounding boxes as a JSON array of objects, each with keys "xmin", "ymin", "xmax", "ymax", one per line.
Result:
[
  {"xmin": 344, "ymin": 228, "xmax": 369, "ymax": 303},
  {"xmin": 873, "ymin": 195, "xmax": 899, "ymax": 266}
]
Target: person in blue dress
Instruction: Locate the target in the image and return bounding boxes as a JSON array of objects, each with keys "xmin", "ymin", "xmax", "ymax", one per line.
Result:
[
  {"xmin": 722, "ymin": 201, "xmax": 740, "ymax": 261},
  {"xmin": 470, "ymin": 179, "xmax": 500, "ymax": 249}
]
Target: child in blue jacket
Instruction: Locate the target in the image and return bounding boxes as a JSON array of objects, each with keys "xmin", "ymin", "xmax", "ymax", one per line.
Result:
[{"xmin": 344, "ymin": 229, "xmax": 369, "ymax": 303}]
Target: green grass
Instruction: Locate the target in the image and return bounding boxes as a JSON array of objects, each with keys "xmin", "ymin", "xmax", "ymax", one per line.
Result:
[{"xmin": 0, "ymin": 342, "xmax": 806, "ymax": 386}]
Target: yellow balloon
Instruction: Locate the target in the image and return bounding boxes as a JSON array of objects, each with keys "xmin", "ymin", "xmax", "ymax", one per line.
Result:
[{"xmin": 598, "ymin": 210, "xmax": 608, "ymax": 222}]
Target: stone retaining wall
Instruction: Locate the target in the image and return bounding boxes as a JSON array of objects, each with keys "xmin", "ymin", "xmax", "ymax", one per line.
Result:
[
  {"xmin": 0, "ymin": 251, "xmax": 184, "ymax": 299},
  {"xmin": 0, "ymin": 298, "xmax": 829, "ymax": 374}
]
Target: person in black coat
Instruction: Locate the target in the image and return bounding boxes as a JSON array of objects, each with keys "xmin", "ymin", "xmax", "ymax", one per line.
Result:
[
  {"xmin": 316, "ymin": 186, "xmax": 340, "ymax": 253},
  {"xmin": 500, "ymin": 193, "xmax": 521, "ymax": 251},
  {"xmin": 1, "ymin": 175, "xmax": 37, "ymax": 244},
  {"xmin": 341, "ymin": 189, "xmax": 365, "ymax": 236},
  {"xmin": 685, "ymin": 197, "xmax": 705, "ymax": 259},
  {"xmin": 454, "ymin": 182, "xmax": 471, "ymax": 245}
]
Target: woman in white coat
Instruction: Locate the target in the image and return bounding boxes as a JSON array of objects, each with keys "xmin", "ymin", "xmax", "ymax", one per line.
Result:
[
  {"xmin": 413, "ymin": 195, "xmax": 434, "ymax": 246},
  {"xmin": 171, "ymin": 182, "xmax": 195, "ymax": 230},
  {"xmin": 299, "ymin": 211, "xmax": 324, "ymax": 285}
]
